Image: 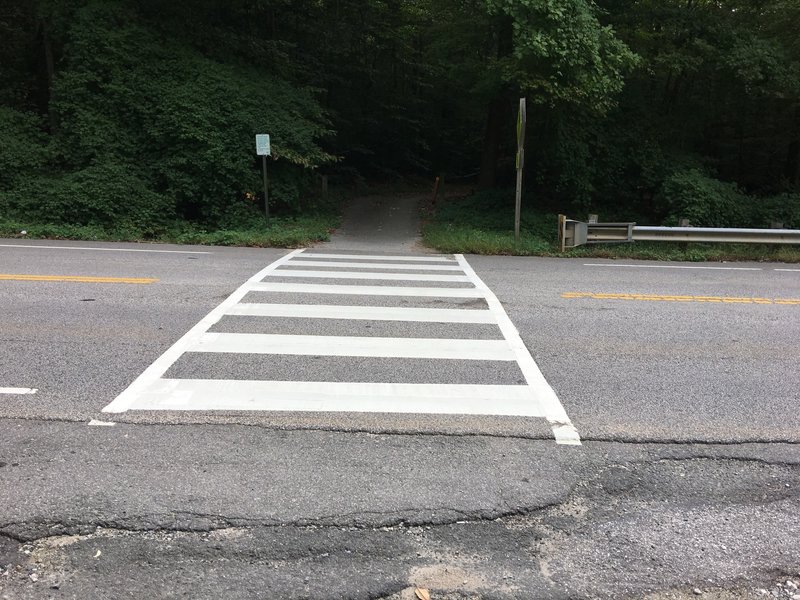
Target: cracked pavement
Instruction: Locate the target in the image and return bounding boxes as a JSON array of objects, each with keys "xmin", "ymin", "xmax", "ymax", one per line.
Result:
[
  {"xmin": 1, "ymin": 428, "xmax": 798, "ymax": 599},
  {"xmin": 1, "ymin": 195, "xmax": 799, "ymax": 598},
  {"xmin": 2, "ymin": 421, "xmax": 798, "ymax": 599}
]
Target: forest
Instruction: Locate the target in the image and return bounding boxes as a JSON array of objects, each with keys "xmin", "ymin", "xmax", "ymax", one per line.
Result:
[{"xmin": 1, "ymin": 0, "xmax": 799, "ymax": 239}]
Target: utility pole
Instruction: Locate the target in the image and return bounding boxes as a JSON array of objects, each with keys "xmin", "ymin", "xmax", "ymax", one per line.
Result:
[{"xmin": 514, "ymin": 98, "xmax": 527, "ymax": 242}]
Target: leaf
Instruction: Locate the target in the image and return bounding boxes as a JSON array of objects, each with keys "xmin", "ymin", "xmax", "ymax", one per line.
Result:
[{"xmin": 415, "ymin": 588, "xmax": 431, "ymax": 600}]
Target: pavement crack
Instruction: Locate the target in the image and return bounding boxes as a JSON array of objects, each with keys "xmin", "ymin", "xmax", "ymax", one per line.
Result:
[
  {"xmin": 651, "ymin": 454, "xmax": 800, "ymax": 467},
  {"xmin": 0, "ymin": 513, "xmax": 272, "ymax": 543},
  {"xmin": 0, "ymin": 501, "xmax": 572, "ymax": 544},
  {"xmin": 3, "ymin": 416, "xmax": 800, "ymax": 447}
]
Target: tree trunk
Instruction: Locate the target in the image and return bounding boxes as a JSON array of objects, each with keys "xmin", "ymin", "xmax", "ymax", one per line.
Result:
[
  {"xmin": 477, "ymin": 95, "xmax": 508, "ymax": 189},
  {"xmin": 40, "ymin": 17, "xmax": 56, "ymax": 130},
  {"xmin": 785, "ymin": 105, "xmax": 800, "ymax": 186},
  {"xmin": 476, "ymin": 15, "xmax": 514, "ymax": 190}
]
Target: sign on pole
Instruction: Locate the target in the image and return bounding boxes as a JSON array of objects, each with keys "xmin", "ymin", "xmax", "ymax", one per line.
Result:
[
  {"xmin": 514, "ymin": 98, "xmax": 527, "ymax": 242},
  {"xmin": 256, "ymin": 134, "xmax": 271, "ymax": 156},
  {"xmin": 256, "ymin": 134, "xmax": 271, "ymax": 223}
]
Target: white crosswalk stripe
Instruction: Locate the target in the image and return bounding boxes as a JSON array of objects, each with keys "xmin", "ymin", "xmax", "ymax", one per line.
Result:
[
  {"xmin": 191, "ymin": 332, "xmax": 516, "ymax": 360},
  {"xmin": 269, "ymin": 269, "xmax": 471, "ymax": 282},
  {"xmin": 226, "ymin": 304, "xmax": 497, "ymax": 323},
  {"xmin": 298, "ymin": 253, "xmax": 456, "ymax": 262},
  {"xmin": 103, "ymin": 249, "xmax": 580, "ymax": 445},
  {"xmin": 283, "ymin": 260, "xmax": 464, "ymax": 270},
  {"xmin": 128, "ymin": 380, "xmax": 544, "ymax": 416},
  {"xmin": 249, "ymin": 282, "xmax": 486, "ymax": 297}
]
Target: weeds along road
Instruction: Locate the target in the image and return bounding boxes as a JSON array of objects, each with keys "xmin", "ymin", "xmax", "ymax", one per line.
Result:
[{"xmin": 0, "ymin": 232, "xmax": 798, "ymax": 599}]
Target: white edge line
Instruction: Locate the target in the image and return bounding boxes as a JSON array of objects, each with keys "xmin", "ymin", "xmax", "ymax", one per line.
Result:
[
  {"xmin": 88, "ymin": 419, "xmax": 116, "ymax": 426},
  {"xmin": 101, "ymin": 247, "xmax": 306, "ymax": 413},
  {"xmin": 774, "ymin": 268, "xmax": 800, "ymax": 272},
  {"xmin": 456, "ymin": 254, "xmax": 581, "ymax": 446},
  {"xmin": 0, "ymin": 243, "xmax": 211, "ymax": 254},
  {"xmin": 0, "ymin": 387, "xmax": 38, "ymax": 394},
  {"xmin": 583, "ymin": 263, "xmax": 762, "ymax": 271}
]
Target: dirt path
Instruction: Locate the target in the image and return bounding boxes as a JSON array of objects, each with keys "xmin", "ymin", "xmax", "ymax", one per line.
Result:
[{"xmin": 325, "ymin": 192, "xmax": 430, "ymax": 253}]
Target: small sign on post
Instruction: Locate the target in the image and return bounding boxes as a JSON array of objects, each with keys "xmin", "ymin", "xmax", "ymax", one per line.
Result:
[
  {"xmin": 256, "ymin": 134, "xmax": 271, "ymax": 157},
  {"xmin": 256, "ymin": 134, "xmax": 271, "ymax": 223},
  {"xmin": 514, "ymin": 98, "xmax": 527, "ymax": 242}
]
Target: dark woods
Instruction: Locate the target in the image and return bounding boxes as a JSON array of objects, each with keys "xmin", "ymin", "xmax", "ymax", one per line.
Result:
[{"xmin": 1, "ymin": 0, "xmax": 798, "ymax": 233}]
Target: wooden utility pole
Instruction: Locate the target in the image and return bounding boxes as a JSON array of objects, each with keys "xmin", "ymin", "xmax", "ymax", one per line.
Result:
[{"xmin": 514, "ymin": 98, "xmax": 527, "ymax": 242}]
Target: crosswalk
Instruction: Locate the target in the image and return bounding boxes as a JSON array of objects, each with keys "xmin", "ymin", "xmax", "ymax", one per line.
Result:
[{"xmin": 102, "ymin": 249, "xmax": 580, "ymax": 444}]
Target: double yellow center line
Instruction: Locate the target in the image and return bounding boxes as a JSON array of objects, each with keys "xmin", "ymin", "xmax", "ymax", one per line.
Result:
[
  {"xmin": 563, "ymin": 292, "xmax": 800, "ymax": 305},
  {"xmin": 0, "ymin": 274, "xmax": 158, "ymax": 284}
]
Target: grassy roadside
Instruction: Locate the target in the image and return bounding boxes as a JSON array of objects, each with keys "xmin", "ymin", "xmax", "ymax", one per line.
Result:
[
  {"xmin": 422, "ymin": 192, "xmax": 800, "ymax": 262},
  {"xmin": 0, "ymin": 213, "xmax": 340, "ymax": 248}
]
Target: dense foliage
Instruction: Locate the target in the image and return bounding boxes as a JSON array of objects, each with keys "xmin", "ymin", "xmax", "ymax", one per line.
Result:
[{"xmin": 1, "ymin": 0, "xmax": 798, "ymax": 233}]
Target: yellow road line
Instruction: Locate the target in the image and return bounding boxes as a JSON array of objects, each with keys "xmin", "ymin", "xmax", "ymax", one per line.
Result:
[
  {"xmin": 562, "ymin": 292, "xmax": 800, "ymax": 305},
  {"xmin": 0, "ymin": 274, "xmax": 158, "ymax": 284}
]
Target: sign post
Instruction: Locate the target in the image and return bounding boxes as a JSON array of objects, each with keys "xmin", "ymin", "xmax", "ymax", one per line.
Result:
[
  {"xmin": 256, "ymin": 134, "xmax": 271, "ymax": 223},
  {"xmin": 514, "ymin": 98, "xmax": 527, "ymax": 242}
]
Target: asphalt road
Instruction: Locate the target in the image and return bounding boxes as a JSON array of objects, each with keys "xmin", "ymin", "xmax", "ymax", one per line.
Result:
[{"xmin": 1, "ymin": 195, "xmax": 798, "ymax": 599}]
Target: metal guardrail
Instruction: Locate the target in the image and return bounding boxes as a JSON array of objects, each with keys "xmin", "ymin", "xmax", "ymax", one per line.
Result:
[
  {"xmin": 558, "ymin": 215, "xmax": 800, "ymax": 252},
  {"xmin": 632, "ymin": 226, "xmax": 800, "ymax": 244}
]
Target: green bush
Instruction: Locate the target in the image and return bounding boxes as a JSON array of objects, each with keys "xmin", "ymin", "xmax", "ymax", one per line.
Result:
[
  {"xmin": 3, "ymin": 162, "xmax": 174, "ymax": 235},
  {"xmin": 659, "ymin": 169, "xmax": 751, "ymax": 227},
  {"xmin": 752, "ymin": 193, "xmax": 800, "ymax": 229},
  {"xmin": 4, "ymin": 0, "xmax": 335, "ymax": 231},
  {"xmin": 0, "ymin": 107, "xmax": 48, "ymax": 191}
]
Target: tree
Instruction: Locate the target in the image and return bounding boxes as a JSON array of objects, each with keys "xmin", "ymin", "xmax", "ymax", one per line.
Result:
[{"xmin": 474, "ymin": 0, "xmax": 637, "ymax": 188}]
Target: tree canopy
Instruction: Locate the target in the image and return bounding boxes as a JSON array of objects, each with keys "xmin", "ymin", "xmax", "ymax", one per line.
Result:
[{"xmin": 1, "ymin": 0, "xmax": 798, "ymax": 232}]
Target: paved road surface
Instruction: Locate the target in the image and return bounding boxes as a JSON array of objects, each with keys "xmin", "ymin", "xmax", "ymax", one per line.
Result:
[{"xmin": 1, "ymin": 194, "xmax": 798, "ymax": 599}]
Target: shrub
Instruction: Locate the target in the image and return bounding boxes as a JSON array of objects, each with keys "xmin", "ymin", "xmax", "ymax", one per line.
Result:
[
  {"xmin": 24, "ymin": 0, "xmax": 335, "ymax": 229},
  {"xmin": 659, "ymin": 169, "xmax": 751, "ymax": 227},
  {"xmin": 0, "ymin": 107, "xmax": 48, "ymax": 191},
  {"xmin": 752, "ymin": 192, "xmax": 800, "ymax": 229},
  {"xmin": 3, "ymin": 161, "xmax": 174, "ymax": 235}
]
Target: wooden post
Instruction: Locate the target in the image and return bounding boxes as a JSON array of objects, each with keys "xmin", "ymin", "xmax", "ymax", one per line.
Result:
[
  {"xmin": 268, "ymin": 155, "xmax": 269, "ymax": 225},
  {"xmin": 321, "ymin": 175, "xmax": 328, "ymax": 201},
  {"xmin": 514, "ymin": 98, "xmax": 527, "ymax": 242},
  {"xmin": 431, "ymin": 176, "xmax": 441, "ymax": 205}
]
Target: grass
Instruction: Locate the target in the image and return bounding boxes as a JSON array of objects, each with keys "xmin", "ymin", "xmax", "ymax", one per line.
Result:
[
  {"xmin": 0, "ymin": 213, "xmax": 340, "ymax": 248},
  {"xmin": 422, "ymin": 191, "xmax": 800, "ymax": 262},
  {"xmin": 423, "ymin": 223, "xmax": 552, "ymax": 255}
]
